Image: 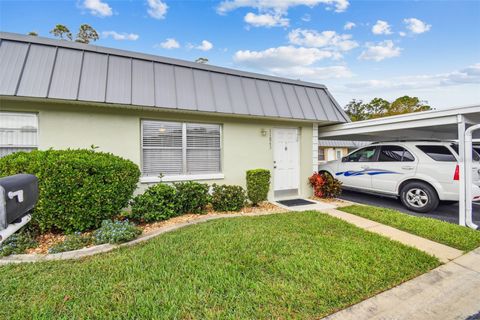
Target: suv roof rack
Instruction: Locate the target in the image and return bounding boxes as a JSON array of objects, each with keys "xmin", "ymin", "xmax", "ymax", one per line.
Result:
[{"xmin": 370, "ymin": 139, "xmax": 450, "ymax": 144}]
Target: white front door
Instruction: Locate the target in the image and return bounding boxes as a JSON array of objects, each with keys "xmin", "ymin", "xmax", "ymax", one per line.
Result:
[{"xmin": 273, "ymin": 128, "xmax": 299, "ymax": 192}]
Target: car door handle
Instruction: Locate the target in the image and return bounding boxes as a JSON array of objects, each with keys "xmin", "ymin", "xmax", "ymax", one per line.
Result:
[
  {"xmin": 360, "ymin": 165, "xmax": 370, "ymax": 169},
  {"xmin": 401, "ymin": 166, "xmax": 414, "ymax": 170}
]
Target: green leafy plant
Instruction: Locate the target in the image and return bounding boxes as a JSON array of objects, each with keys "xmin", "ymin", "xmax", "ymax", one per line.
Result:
[
  {"xmin": 93, "ymin": 220, "xmax": 141, "ymax": 245},
  {"xmin": 0, "ymin": 149, "xmax": 140, "ymax": 233},
  {"xmin": 174, "ymin": 181, "xmax": 210, "ymax": 214},
  {"xmin": 0, "ymin": 229, "xmax": 37, "ymax": 257},
  {"xmin": 130, "ymin": 184, "xmax": 180, "ymax": 222},
  {"xmin": 309, "ymin": 172, "xmax": 342, "ymax": 198},
  {"xmin": 48, "ymin": 232, "xmax": 93, "ymax": 254},
  {"xmin": 246, "ymin": 169, "xmax": 271, "ymax": 205},
  {"xmin": 211, "ymin": 184, "xmax": 246, "ymax": 212}
]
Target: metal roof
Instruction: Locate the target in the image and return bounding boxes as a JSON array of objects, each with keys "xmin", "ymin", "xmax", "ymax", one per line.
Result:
[
  {"xmin": 317, "ymin": 140, "xmax": 369, "ymax": 148},
  {"xmin": 0, "ymin": 32, "xmax": 349, "ymax": 123}
]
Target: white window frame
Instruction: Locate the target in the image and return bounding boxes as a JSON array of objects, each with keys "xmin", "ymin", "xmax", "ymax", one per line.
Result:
[
  {"xmin": 0, "ymin": 111, "xmax": 39, "ymax": 158},
  {"xmin": 140, "ymin": 119, "xmax": 224, "ymax": 183}
]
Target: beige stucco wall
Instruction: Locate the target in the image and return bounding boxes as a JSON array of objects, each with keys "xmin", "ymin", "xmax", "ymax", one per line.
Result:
[{"xmin": 1, "ymin": 98, "xmax": 314, "ymax": 199}]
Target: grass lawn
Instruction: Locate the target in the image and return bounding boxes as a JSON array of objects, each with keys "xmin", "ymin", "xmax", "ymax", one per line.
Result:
[
  {"xmin": 340, "ymin": 205, "xmax": 480, "ymax": 251},
  {"xmin": 0, "ymin": 211, "xmax": 439, "ymax": 319}
]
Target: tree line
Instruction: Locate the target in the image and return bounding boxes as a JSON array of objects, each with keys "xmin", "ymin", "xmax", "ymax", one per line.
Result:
[{"xmin": 344, "ymin": 96, "xmax": 432, "ymax": 121}]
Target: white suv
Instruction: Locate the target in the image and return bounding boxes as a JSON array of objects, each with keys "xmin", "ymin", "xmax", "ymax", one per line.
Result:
[{"xmin": 319, "ymin": 141, "xmax": 480, "ymax": 213}]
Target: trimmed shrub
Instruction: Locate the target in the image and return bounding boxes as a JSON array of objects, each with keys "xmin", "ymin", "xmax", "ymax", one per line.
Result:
[
  {"xmin": 93, "ymin": 220, "xmax": 141, "ymax": 244},
  {"xmin": 48, "ymin": 233, "xmax": 93, "ymax": 254},
  {"xmin": 246, "ymin": 169, "xmax": 271, "ymax": 205},
  {"xmin": 174, "ymin": 181, "xmax": 210, "ymax": 214},
  {"xmin": 0, "ymin": 149, "xmax": 140, "ymax": 233},
  {"xmin": 309, "ymin": 172, "xmax": 342, "ymax": 198},
  {"xmin": 0, "ymin": 229, "xmax": 37, "ymax": 257},
  {"xmin": 211, "ymin": 184, "xmax": 246, "ymax": 212},
  {"xmin": 129, "ymin": 184, "xmax": 180, "ymax": 222}
]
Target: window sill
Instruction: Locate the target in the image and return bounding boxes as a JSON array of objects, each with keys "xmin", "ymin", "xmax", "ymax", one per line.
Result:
[{"xmin": 140, "ymin": 173, "xmax": 224, "ymax": 183}]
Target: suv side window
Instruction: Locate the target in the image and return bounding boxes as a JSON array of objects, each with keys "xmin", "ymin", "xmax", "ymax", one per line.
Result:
[
  {"xmin": 416, "ymin": 145, "xmax": 456, "ymax": 162},
  {"xmin": 378, "ymin": 145, "xmax": 415, "ymax": 162},
  {"xmin": 345, "ymin": 146, "xmax": 378, "ymax": 162}
]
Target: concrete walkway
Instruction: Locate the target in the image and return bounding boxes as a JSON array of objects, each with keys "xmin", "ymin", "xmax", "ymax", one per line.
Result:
[{"xmin": 324, "ymin": 247, "xmax": 480, "ymax": 320}]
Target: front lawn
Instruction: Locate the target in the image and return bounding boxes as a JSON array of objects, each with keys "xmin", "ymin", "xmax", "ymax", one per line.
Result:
[
  {"xmin": 340, "ymin": 205, "xmax": 480, "ymax": 251},
  {"xmin": 0, "ymin": 211, "xmax": 439, "ymax": 319}
]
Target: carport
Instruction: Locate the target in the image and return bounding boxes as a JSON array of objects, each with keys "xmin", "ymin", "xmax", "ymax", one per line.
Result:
[{"xmin": 317, "ymin": 105, "xmax": 480, "ymax": 229}]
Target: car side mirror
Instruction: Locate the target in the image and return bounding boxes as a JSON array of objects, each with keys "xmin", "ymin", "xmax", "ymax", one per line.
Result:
[{"xmin": 341, "ymin": 156, "xmax": 348, "ymax": 162}]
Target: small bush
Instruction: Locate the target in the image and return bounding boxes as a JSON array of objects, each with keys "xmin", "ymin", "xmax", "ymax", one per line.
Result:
[
  {"xmin": 174, "ymin": 181, "xmax": 210, "ymax": 214},
  {"xmin": 246, "ymin": 169, "xmax": 271, "ymax": 205},
  {"xmin": 211, "ymin": 184, "xmax": 246, "ymax": 212},
  {"xmin": 0, "ymin": 149, "xmax": 140, "ymax": 233},
  {"xmin": 93, "ymin": 220, "xmax": 141, "ymax": 245},
  {"xmin": 309, "ymin": 172, "xmax": 342, "ymax": 198},
  {"xmin": 0, "ymin": 229, "xmax": 37, "ymax": 257},
  {"xmin": 130, "ymin": 184, "xmax": 180, "ymax": 222},
  {"xmin": 48, "ymin": 233, "xmax": 93, "ymax": 254}
]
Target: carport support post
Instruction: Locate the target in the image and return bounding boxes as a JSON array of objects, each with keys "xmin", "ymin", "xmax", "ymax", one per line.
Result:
[
  {"xmin": 465, "ymin": 124, "xmax": 480, "ymax": 229},
  {"xmin": 458, "ymin": 116, "xmax": 466, "ymax": 226}
]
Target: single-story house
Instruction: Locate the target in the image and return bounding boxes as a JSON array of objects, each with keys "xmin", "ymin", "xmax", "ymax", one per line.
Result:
[
  {"xmin": 0, "ymin": 32, "xmax": 349, "ymax": 200},
  {"xmin": 317, "ymin": 140, "xmax": 369, "ymax": 164}
]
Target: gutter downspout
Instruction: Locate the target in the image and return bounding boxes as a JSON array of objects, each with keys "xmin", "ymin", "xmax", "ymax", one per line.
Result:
[{"xmin": 465, "ymin": 124, "xmax": 480, "ymax": 229}]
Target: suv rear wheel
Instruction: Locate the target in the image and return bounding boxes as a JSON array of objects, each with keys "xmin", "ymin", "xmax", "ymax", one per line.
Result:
[{"xmin": 400, "ymin": 181, "xmax": 439, "ymax": 213}]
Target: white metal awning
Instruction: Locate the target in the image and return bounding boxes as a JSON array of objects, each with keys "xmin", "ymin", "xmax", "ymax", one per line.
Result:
[{"xmin": 318, "ymin": 105, "xmax": 480, "ymax": 229}]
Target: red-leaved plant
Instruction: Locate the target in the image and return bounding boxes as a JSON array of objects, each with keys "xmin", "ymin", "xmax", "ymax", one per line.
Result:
[{"xmin": 308, "ymin": 172, "xmax": 342, "ymax": 198}]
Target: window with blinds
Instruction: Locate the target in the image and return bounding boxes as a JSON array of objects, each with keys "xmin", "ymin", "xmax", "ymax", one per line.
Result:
[
  {"xmin": 141, "ymin": 120, "xmax": 221, "ymax": 177},
  {"xmin": 0, "ymin": 112, "xmax": 38, "ymax": 158}
]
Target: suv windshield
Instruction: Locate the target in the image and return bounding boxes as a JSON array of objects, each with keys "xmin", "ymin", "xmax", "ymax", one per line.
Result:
[{"xmin": 450, "ymin": 144, "xmax": 480, "ymax": 161}]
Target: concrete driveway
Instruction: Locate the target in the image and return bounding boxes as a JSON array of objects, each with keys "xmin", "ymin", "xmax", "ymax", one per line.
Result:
[{"xmin": 339, "ymin": 190, "xmax": 480, "ymax": 228}]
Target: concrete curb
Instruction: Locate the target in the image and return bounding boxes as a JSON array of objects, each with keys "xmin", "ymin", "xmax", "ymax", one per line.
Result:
[{"xmin": 0, "ymin": 210, "xmax": 285, "ymax": 265}]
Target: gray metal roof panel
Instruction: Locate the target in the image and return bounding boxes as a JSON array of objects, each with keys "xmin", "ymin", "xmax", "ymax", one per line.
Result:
[
  {"xmin": 48, "ymin": 48, "xmax": 82, "ymax": 99},
  {"xmin": 0, "ymin": 40, "xmax": 29, "ymax": 95},
  {"xmin": 269, "ymin": 82, "xmax": 291, "ymax": 118},
  {"xmin": 153, "ymin": 63, "xmax": 176, "ymax": 109},
  {"xmin": 17, "ymin": 44, "xmax": 56, "ymax": 97},
  {"xmin": 192, "ymin": 69, "xmax": 216, "ymax": 112},
  {"xmin": 0, "ymin": 32, "xmax": 348, "ymax": 123},
  {"xmin": 78, "ymin": 52, "xmax": 108, "ymax": 102},
  {"xmin": 226, "ymin": 75, "xmax": 249, "ymax": 115},
  {"xmin": 132, "ymin": 59, "xmax": 155, "ymax": 106},
  {"xmin": 106, "ymin": 56, "xmax": 132, "ymax": 104},
  {"xmin": 174, "ymin": 66, "xmax": 197, "ymax": 111}
]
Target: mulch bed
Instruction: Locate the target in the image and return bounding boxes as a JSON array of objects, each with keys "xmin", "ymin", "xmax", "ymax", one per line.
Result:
[{"xmin": 25, "ymin": 202, "xmax": 287, "ymax": 254}]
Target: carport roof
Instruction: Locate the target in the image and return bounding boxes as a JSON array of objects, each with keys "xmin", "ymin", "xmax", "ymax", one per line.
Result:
[
  {"xmin": 0, "ymin": 32, "xmax": 349, "ymax": 123},
  {"xmin": 318, "ymin": 105, "xmax": 480, "ymax": 141}
]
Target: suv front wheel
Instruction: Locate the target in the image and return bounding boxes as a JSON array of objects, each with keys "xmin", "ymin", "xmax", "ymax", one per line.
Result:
[{"xmin": 400, "ymin": 181, "xmax": 439, "ymax": 213}]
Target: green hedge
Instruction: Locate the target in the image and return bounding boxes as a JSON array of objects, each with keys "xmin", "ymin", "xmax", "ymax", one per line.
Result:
[
  {"xmin": 211, "ymin": 184, "xmax": 246, "ymax": 212},
  {"xmin": 174, "ymin": 181, "xmax": 210, "ymax": 214},
  {"xmin": 0, "ymin": 149, "xmax": 140, "ymax": 233},
  {"xmin": 246, "ymin": 169, "xmax": 271, "ymax": 205},
  {"xmin": 129, "ymin": 184, "xmax": 180, "ymax": 222}
]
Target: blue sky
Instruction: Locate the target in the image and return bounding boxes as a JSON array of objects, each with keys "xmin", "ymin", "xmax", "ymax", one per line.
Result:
[{"xmin": 1, "ymin": 0, "xmax": 479, "ymax": 109}]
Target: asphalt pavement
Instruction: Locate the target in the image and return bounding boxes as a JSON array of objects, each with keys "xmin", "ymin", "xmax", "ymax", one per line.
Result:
[{"xmin": 338, "ymin": 190, "xmax": 480, "ymax": 228}]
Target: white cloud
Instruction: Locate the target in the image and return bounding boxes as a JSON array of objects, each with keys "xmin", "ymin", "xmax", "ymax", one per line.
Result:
[
  {"xmin": 288, "ymin": 28, "xmax": 358, "ymax": 52},
  {"xmin": 244, "ymin": 12, "xmax": 289, "ymax": 27},
  {"xmin": 102, "ymin": 31, "xmax": 139, "ymax": 41},
  {"xmin": 359, "ymin": 40, "xmax": 401, "ymax": 61},
  {"xmin": 344, "ymin": 21, "xmax": 356, "ymax": 30},
  {"xmin": 233, "ymin": 45, "xmax": 353, "ymax": 81},
  {"xmin": 147, "ymin": 0, "xmax": 168, "ymax": 19},
  {"xmin": 346, "ymin": 63, "xmax": 480, "ymax": 91},
  {"xmin": 399, "ymin": 31, "xmax": 406, "ymax": 37},
  {"xmin": 404, "ymin": 18, "xmax": 431, "ymax": 34},
  {"xmin": 372, "ymin": 20, "xmax": 392, "ymax": 35},
  {"xmin": 83, "ymin": 0, "xmax": 112, "ymax": 17},
  {"xmin": 301, "ymin": 14, "xmax": 311, "ymax": 22},
  {"xmin": 217, "ymin": 0, "xmax": 350, "ymax": 14},
  {"xmin": 191, "ymin": 40, "xmax": 213, "ymax": 51},
  {"xmin": 158, "ymin": 38, "xmax": 180, "ymax": 49}
]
